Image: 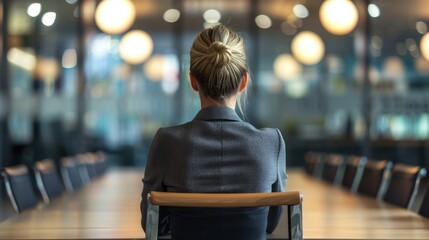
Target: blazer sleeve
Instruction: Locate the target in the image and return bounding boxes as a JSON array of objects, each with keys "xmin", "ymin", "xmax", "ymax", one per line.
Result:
[
  {"xmin": 266, "ymin": 128, "xmax": 288, "ymax": 233},
  {"xmin": 140, "ymin": 129, "xmax": 170, "ymax": 235}
]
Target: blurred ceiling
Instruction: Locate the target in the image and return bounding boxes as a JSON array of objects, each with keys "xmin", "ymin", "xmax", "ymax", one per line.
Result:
[{"xmin": 6, "ymin": 0, "xmax": 429, "ymax": 44}]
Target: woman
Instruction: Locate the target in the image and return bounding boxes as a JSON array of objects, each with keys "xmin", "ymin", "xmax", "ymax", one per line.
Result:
[{"xmin": 141, "ymin": 24, "xmax": 287, "ymax": 240}]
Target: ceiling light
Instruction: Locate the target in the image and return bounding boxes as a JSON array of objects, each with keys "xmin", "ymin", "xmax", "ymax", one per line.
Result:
[
  {"xmin": 291, "ymin": 31, "xmax": 325, "ymax": 65},
  {"xmin": 255, "ymin": 15, "xmax": 272, "ymax": 29},
  {"xmin": 293, "ymin": 4, "xmax": 309, "ymax": 19},
  {"xmin": 163, "ymin": 9, "xmax": 180, "ymax": 23},
  {"xmin": 119, "ymin": 30, "xmax": 153, "ymax": 64},
  {"xmin": 95, "ymin": 0, "xmax": 136, "ymax": 35},
  {"xmin": 42, "ymin": 12, "xmax": 56, "ymax": 26},
  {"xmin": 203, "ymin": 9, "xmax": 221, "ymax": 23},
  {"xmin": 27, "ymin": 3, "xmax": 41, "ymax": 17},
  {"xmin": 320, "ymin": 0, "xmax": 358, "ymax": 35},
  {"xmin": 368, "ymin": 4, "xmax": 380, "ymax": 18}
]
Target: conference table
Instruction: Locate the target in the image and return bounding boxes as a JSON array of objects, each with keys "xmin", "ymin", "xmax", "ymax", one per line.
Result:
[{"xmin": 0, "ymin": 168, "xmax": 428, "ymax": 239}]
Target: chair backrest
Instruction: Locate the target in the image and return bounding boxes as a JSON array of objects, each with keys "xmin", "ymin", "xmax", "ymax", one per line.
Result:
[
  {"xmin": 419, "ymin": 185, "xmax": 429, "ymax": 218},
  {"xmin": 146, "ymin": 191, "xmax": 303, "ymax": 240},
  {"xmin": 305, "ymin": 151, "xmax": 324, "ymax": 178},
  {"xmin": 357, "ymin": 159, "xmax": 391, "ymax": 198},
  {"xmin": 341, "ymin": 156, "xmax": 366, "ymax": 192},
  {"xmin": 60, "ymin": 157, "xmax": 84, "ymax": 192},
  {"xmin": 0, "ymin": 176, "xmax": 17, "ymax": 221},
  {"xmin": 321, "ymin": 153, "xmax": 344, "ymax": 185},
  {"xmin": 1, "ymin": 164, "xmax": 40, "ymax": 213},
  {"xmin": 94, "ymin": 151, "xmax": 108, "ymax": 176},
  {"xmin": 383, "ymin": 164, "xmax": 426, "ymax": 209},
  {"xmin": 34, "ymin": 159, "xmax": 64, "ymax": 203},
  {"xmin": 78, "ymin": 153, "xmax": 97, "ymax": 180}
]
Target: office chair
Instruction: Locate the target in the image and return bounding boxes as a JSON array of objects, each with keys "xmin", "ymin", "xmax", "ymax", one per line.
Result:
[
  {"xmin": 304, "ymin": 151, "xmax": 324, "ymax": 178},
  {"xmin": 60, "ymin": 157, "xmax": 85, "ymax": 192},
  {"xmin": 383, "ymin": 164, "xmax": 426, "ymax": 209},
  {"xmin": 321, "ymin": 153, "xmax": 345, "ymax": 185},
  {"xmin": 77, "ymin": 153, "xmax": 97, "ymax": 180},
  {"xmin": 146, "ymin": 191, "xmax": 303, "ymax": 240},
  {"xmin": 341, "ymin": 156, "xmax": 366, "ymax": 192},
  {"xmin": 357, "ymin": 159, "xmax": 392, "ymax": 198},
  {"xmin": 34, "ymin": 159, "xmax": 64, "ymax": 203},
  {"xmin": 419, "ymin": 185, "xmax": 429, "ymax": 218},
  {"xmin": 1, "ymin": 164, "xmax": 40, "ymax": 213}
]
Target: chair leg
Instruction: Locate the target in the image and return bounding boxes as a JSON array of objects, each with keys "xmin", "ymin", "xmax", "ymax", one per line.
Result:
[
  {"xmin": 145, "ymin": 200, "xmax": 160, "ymax": 240},
  {"xmin": 288, "ymin": 204, "xmax": 303, "ymax": 240}
]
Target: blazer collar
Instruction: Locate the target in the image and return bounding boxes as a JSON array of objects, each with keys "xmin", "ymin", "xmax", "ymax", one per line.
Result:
[{"xmin": 193, "ymin": 106, "xmax": 242, "ymax": 122}]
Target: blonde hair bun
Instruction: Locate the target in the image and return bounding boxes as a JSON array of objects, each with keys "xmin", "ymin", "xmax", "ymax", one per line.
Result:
[{"xmin": 207, "ymin": 41, "xmax": 232, "ymax": 67}]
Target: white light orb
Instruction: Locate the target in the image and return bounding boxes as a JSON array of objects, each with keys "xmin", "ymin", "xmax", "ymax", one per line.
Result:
[
  {"xmin": 273, "ymin": 54, "xmax": 302, "ymax": 81},
  {"xmin": 203, "ymin": 9, "xmax": 221, "ymax": 23},
  {"xmin": 42, "ymin": 12, "xmax": 56, "ymax": 26},
  {"xmin": 420, "ymin": 33, "xmax": 429, "ymax": 62},
  {"xmin": 291, "ymin": 31, "xmax": 325, "ymax": 65},
  {"xmin": 255, "ymin": 14, "xmax": 272, "ymax": 29},
  {"xmin": 163, "ymin": 9, "xmax": 180, "ymax": 23},
  {"xmin": 95, "ymin": 0, "xmax": 136, "ymax": 35},
  {"xmin": 27, "ymin": 3, "xmax": 41, "ymax": 17},
  {"xmin": 119, "ymin": 30, "xmax": 153, "ymax": 64},
  {"xmin": 320, "ymin": 0, "xmax": 358, "ymax": 35}
]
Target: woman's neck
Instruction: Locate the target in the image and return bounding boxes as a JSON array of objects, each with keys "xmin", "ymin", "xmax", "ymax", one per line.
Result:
[{"xmin": 199, "ymin": 93, "xmax": 236, "ymax": 110}]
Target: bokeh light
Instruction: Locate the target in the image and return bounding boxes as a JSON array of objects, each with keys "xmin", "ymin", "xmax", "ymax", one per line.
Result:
[
  {"xmin": 119, "ymin": 30, "xmax": 153, "ymax": 65},
  {"xmin": 291, "ymin": 31, "xmax": 325, "ymax": 65},
  {"xmin": 95, "ymin": 0, "xmax": 136, "ymax": 35},
  {"xmin": 320, "ymin": 0, "xmax": 358, "ymax": 35}
]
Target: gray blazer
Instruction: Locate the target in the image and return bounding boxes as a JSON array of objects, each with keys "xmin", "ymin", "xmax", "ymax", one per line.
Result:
[{"xmin": 141, "ymin": 106, "xmax": 287, "ymax": 236}]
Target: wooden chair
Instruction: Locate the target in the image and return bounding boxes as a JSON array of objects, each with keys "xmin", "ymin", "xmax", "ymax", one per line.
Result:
[
  {"xmin": 321, "ymin": 153, "xmax": 344, "ymax": 185},
  {"xmin": 419, "ymin": 184, "xmax": 429, "ymax": 218},
  {"xmin": 1, "ymin": 164, "xmax": 40, "ymax": 213},
  {"xmin": 341, "ymin": 156, "xmax": 366, "ymax": 192},
  {"xmin": 357, "ymin": 159, "xmax": 392, "ymax": 198},
  {"xmin": 60, "ymin": 157, "xmax": 85, "ymax": 192},
  {"xmin": 383, "ymin": 164, "xmax": 426, "ymax": 209},
  {"xmin": 34, "ymin": 159, "xmax": 64, "ymax": 203},
  {"xmin": 146, "ymin": 191, "xmax": 303, "ymax": 240},
  {"xmin": 304, "ymin": 151, "xmax": 324, "ymax": 178}
]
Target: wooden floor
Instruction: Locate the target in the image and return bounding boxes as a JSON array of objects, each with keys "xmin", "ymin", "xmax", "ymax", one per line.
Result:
[{"xmin": 0, "ymin": 168, "xmax": 428, "ymax": 239}]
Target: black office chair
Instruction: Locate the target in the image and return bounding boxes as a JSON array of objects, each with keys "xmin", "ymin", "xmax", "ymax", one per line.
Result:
[
  {"xmin": 94, "ymin": 151, "xmax": 108, "ymax": 176},
  {"xmin": 60, "ymin": 157, "xmax": 85, "ymax": 192},
  {"xmin": 146, "ymin": 191, "xmax": 303, "ymax": 240},
  {"xmin": 321, "ymin": 153, "xmax": 344, "ymax": 185},
  {"xmin": 0, "ymin": 176, "xmax": 17, "ymax": 221},
  {"xmin": 383, "ymin": 164, "xmax": 426, "ymax": 209},
  {"xmin": 34, "ymin": 159, "xmax": 64, "ymax": 203},
  {"xmin": 1, "ymin": 164, "xmax": 40, "ymax": 213},
  {"xmin": 77, "ymin": 153, "xmax": 97, "ymax": 180},
  {"xmin": 419, "ymin": 185, "xmax": 429, "ymax": 218},
  {"xmin": 341, "ymin": 156, "xmax": 366, "ymax": 192},
  {"xmin": 304, "ymin": 151, "xmax": 324, "ymax": 178},
  {"xmin": 357, "ymin": 159, "xmax": 391, "ymax": 198}
]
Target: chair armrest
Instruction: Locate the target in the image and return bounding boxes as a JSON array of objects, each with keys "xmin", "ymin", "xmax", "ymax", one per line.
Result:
[{"xmin": 149, "ymin": 191, "xmax": 303, "ymax": 208}]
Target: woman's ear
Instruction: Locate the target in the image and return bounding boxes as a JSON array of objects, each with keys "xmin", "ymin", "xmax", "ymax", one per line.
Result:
[
  {"xmin": 189, "ymin": 73, "xmax": 199, "ymax": 92},
  {"xmin": 239, "ymin": 73, "xmax": 248, "ymax": 92}
]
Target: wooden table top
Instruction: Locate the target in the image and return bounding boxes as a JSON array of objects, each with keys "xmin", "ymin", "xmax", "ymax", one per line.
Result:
[{"xmin": 0, "ymin": 168, "xmax": 428, "ymax": 239}]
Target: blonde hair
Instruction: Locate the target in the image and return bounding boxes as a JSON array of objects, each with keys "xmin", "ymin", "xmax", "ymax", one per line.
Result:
[{"xmin": 190, "ymin": 24, "xmax": 249, "ymax": 111}]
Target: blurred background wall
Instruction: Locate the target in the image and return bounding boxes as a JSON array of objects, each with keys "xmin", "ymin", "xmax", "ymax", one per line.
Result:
[{"xmin": 0, "ymin": 0, "xmax": 428, "ymax": 169}]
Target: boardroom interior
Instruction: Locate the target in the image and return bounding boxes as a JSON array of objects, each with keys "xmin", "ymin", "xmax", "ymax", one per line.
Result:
[{"xmin": 0, "ymin": 0, "xmax": 429, "ymax": 239}]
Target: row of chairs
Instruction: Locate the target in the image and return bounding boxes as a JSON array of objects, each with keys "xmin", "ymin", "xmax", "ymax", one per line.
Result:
[
  {"xmin": 305, "ymin": 151, "xmax": 429, "ymax": 218},
  {"xmin": 0, "ymin": 151, "xmax": 107, "ymax": 213}
]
